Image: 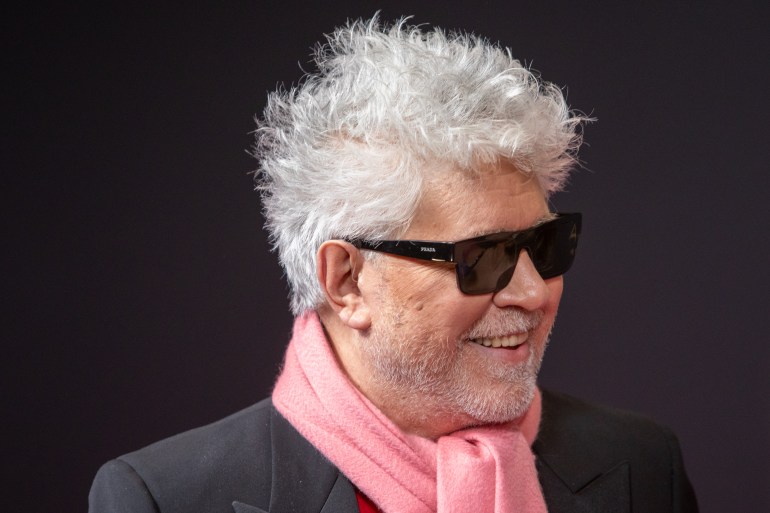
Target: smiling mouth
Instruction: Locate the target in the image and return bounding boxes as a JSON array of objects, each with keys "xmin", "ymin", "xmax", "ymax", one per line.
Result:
[{"xmin": 470, "ymin": 333, "xmax": 528, "ymax": 349}]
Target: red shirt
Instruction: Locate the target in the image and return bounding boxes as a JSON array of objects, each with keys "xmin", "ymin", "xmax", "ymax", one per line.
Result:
[{"xmin": 355, "ymin": 489, "xmax": 383, "ymax": 513}]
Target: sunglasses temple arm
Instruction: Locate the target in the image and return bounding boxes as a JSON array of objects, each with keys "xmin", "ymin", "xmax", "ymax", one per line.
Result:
[{"xmin": 355, "ymin": 240, "xmax": 455, "ymax": 263}]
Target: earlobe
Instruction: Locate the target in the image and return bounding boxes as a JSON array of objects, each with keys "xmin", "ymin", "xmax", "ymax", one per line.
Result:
[
  {"xmin": 317, "ymin": 241, "xmax": 372, "ymax": 330},
  {"xmin": 338, "ymin": 293, "xmax": 372, "ymax": 330}
]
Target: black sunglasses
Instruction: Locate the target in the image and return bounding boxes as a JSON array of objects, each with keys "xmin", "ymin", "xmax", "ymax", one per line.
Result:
[{"xmin": 348, "ymin": 212, "xmax": 581, "ymax": 295}]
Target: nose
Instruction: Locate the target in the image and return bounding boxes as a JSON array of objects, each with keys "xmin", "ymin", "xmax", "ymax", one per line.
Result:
[{"xmin": 492, "ymin": 250, "xmax": 552, "ymax": 311}]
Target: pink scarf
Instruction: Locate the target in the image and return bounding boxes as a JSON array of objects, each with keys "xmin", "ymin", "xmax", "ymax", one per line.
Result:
[{"xmin": 272, "ymin": 313, "xmax": 548, "ymax": 513}]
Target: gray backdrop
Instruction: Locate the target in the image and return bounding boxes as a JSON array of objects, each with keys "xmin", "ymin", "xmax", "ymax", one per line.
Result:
[{"xmin": 4, "ymin": 2, "xmax": 768, "ymax": 512}]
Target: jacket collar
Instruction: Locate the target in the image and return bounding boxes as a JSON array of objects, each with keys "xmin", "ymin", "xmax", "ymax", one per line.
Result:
[
  {"xmin": 232, "ymin": 406, "xmax": 358, "ymax": 513},
  {"xmin": 533, "ymin": 389, "xmax": 631, "ymax": 513}
]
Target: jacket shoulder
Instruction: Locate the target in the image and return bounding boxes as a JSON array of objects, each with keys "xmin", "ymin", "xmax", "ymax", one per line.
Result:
[
  {"xmin": 90, "ymin": 398, "xmax": 275, "ymax": 513},
  {"xmin": 538, "ymin": 388, "xmax": 680, "ymax": 451}
]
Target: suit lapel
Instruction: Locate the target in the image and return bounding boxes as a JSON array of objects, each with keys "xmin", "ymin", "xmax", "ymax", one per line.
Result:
[
  {"xmin": 231, "ymin": 407, "xmax": 358, "ymax": 513},
  {"xmin": 232, "ymin": 501, "xmax": 268, "ymax": 513},
  {"xmin": 536, "ymin": 456, "xmax": 630, "ymax": 513},
  {"xmin": 319, "ymin": 475, "xmax": 358, "ymax": 513},
  {"xmin": 534, "ymin": 389, "xmax": 631, "ymax": 513},
  {"xmin": 269, "ymin": 407, "xmax": 358, "ymax": 513}
]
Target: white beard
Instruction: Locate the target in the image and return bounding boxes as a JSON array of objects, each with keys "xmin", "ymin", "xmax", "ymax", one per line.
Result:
[{"xmin": 360, "ymin": 303, "xmax": 549, "ymax": 428}]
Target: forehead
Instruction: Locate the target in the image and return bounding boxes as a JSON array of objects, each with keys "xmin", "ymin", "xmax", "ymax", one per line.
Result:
[{"xmin": 406, "ymin": 160, "xmax": 549, "ymax": 240}]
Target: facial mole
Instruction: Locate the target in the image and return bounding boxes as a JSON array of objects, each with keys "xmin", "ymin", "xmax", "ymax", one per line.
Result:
[{"xmin": 414, "ymin": 302, "xmax": 424, "ymax": 311}]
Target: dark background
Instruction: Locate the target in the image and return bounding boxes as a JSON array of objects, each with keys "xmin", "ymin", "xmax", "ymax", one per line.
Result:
[{"xmin": 4, "ymin": 2, "xmax": 768, "ymax": 512}]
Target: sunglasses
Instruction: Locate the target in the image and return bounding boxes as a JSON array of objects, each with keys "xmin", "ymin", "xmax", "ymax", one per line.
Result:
[{"xmin": 348, "ymin": 212, "xmax": 581, "ymax": 295}]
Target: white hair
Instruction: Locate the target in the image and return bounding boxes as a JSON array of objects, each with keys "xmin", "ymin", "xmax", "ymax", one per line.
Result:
[{"xmin": 254, "ymin": 16, "xmax": 587, "ymax": 314}]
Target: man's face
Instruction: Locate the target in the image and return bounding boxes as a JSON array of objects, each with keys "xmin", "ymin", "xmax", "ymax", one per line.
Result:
[{"xmin": 350, "ymin": 160, "xmax": 563, "ymax": 437}]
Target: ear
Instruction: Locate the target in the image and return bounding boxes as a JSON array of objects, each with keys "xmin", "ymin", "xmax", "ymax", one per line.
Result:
[{"xmin": 317, "ymin": 240, "xmax": 372, "ymax": 330}]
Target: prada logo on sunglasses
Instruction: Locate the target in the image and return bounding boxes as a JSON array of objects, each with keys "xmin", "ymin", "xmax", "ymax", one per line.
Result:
[{"xmin": 347, "ymin": 212, "xmax": 582, "ymax": 295}]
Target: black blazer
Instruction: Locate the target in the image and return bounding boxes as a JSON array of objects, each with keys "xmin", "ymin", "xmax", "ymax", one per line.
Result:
[{"xmin": 89, "ymin": 389, "xmax": 698, "ymax": 513}]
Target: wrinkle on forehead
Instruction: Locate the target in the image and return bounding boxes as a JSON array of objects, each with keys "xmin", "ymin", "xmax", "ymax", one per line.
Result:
[
  {"xmin": 463, "ymin": 211, "xmax": 556, "ymax": 239},
  {"xmin": 410, "ymin": 159, "xmax": 549, "ymax": 240}
]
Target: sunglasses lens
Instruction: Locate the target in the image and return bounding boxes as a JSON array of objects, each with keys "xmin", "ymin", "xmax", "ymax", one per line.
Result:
[
  {"xmin": 529, "ymin": 217, "xmax": 579, "ymax": 279},
  {"xmin": 455, "ymin": 234, "xmax": 519, "ymax": 294},
  {"xmin": 455, "ymin": 214, "xmax": 580, "ymax": 294}
]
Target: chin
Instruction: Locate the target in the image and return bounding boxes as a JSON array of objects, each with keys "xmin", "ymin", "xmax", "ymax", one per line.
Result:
[
  {"xmin": 460, "ymin": 378, "xmax": 537, "ymax": 425},
  {"xmin": 448, "ymin": 347, "xmax": 542, "ymax": 425}
]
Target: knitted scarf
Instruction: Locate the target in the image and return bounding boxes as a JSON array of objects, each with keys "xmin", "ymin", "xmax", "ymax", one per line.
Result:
[{"xmin": 272, "ymin": 313, "xmax": 547, "ymax": 513}]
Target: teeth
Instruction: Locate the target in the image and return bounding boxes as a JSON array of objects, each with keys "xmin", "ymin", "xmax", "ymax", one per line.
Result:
[{"xmin": 472, "ymin": 333, "xmax": 528, "ymax": 348}]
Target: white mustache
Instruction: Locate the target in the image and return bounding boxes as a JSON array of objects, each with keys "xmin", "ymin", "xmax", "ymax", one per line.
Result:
[{"xmin": 463, "ymin": 308, "xmax": 544, "ymax": 340}]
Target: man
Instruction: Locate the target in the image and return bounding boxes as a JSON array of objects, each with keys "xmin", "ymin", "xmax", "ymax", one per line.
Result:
[{"xmin": 90, "ymin": 17, "xmax": 698, "ymax": 513}]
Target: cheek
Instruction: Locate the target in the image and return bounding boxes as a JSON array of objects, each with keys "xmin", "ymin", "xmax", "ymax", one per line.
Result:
[
  {"xmin": 385, "ymin": 260, "xmax": 456, "ymax": 305},
  {"xmin": 544, "ymin": 277, "xmax": 564, "ymax": 319},
  {"xmin": 383, "ymin": 261, "xmax": 489, "ymax": 336}
]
